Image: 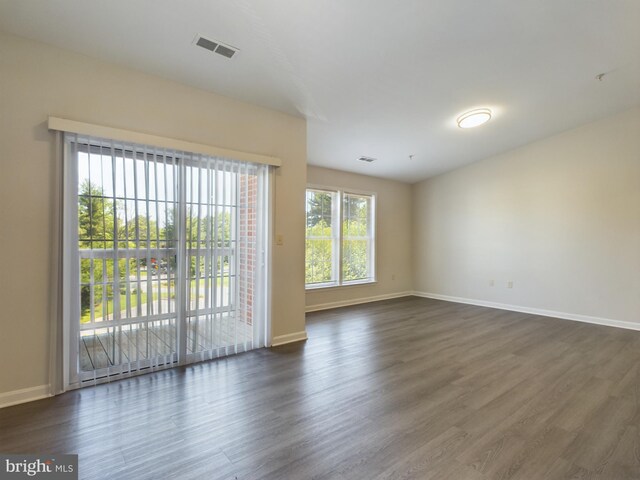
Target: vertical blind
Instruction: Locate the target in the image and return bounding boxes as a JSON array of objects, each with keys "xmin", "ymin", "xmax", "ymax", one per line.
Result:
[{"xmin": 63, "ymin": 133, "xmax": 270, "ymax": 387}]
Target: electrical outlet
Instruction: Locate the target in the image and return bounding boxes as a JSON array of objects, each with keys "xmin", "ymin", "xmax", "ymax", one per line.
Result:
[
  {"xmin": 275, "ymin": 234, "xmax": 284, "ymax": 246},
  {"xmin": 489, "ymin": 279, "xmax": 494, "ymax": 286},
  {"xmin": 391, "ymin": 274, "xmax": 396, "ymax": 281},
  {"xmin": 507, "ymin": 280, "xmax": 513, "ymax": 288}
]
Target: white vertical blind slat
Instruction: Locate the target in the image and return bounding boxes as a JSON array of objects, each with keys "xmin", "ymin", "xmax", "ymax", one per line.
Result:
[
  {"xmin": 204, "ymin": 155, "xmax": 212, "ymax": 355},
  {"xmin": 194, "ymin": 156, "xmax": 204, "ymax": 358},
  {"xmin": 213, "ymin": 159, "xmax": 221, "ymax": 356}
]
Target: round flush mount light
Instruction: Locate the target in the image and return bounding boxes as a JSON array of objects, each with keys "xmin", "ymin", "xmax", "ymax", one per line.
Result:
[{"xmin": 457, "ymin": 108, "xmax": 492, "ymax": 129}]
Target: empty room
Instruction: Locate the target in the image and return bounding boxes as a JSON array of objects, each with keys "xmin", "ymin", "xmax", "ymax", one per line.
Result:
[{"xmin": 1, "ymin": 1, "xmax": 639, "ymax": 479}]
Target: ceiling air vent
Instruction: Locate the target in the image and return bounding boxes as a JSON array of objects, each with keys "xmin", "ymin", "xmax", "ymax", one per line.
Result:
[
  {"xmin": 214, "ymin": 44, "xmax": 237, "ymax": 59},
  {"xmin": 194, "ymin": 34, "xmax": 239, "ymax": 59},
  {"xmin": 358, "ymin": 156, "xmax": 376, "ymax": 163}
]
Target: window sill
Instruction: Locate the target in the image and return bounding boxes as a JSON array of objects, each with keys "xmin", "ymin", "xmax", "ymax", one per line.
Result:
[{"xmin": 305, "ymin": 280, "xmax": 377, "ymax": 291}]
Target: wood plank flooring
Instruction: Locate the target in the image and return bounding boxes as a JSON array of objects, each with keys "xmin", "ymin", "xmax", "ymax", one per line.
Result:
[{"xmin": 2, "ymin": 296, "xmax": 640, "ymax": 479}]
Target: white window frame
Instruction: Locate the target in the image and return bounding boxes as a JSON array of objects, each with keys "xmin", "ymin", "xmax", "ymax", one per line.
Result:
[
  {"xmin": 305, "ymin": 185, "xmax": 376, "ymax": 290},
  {"xmin": 304, "ymin": 188, "xmax": 340, "ymax": 288}
]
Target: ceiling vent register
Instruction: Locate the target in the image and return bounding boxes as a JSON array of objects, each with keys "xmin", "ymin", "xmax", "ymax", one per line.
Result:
[{"xmin": 194, "ymin": 35, "xmax": 239, "ymax": 59}]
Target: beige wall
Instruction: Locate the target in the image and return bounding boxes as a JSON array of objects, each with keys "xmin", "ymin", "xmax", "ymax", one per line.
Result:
[
  {"xmin": 0, "ymin": 32, "xmax": 307, "ymax": 395},
  {"xmin": 305, "ymin": 166, "xmax": 412, "ymax": 310},
  {"xmin": 412, "ymin": 107, "xmax": 640, "ymax": 324}
]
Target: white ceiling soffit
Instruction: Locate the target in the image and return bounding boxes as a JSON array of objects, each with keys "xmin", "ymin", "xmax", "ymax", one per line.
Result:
[{"xmin": 0, "ymin": 0, "xmax": 638, "ymax": 183}]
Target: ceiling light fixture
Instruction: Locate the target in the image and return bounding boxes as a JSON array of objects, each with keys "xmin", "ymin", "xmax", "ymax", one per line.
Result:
[{"xmin": 457, "ymin": 108, "xmax": 492, "ymax": 129}]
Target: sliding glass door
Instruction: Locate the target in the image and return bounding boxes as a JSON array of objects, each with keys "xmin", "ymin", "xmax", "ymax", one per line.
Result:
[
  {"xmin": 63, "ymin": 134, "xmax": 270, "ymax": 387},
  {"xmin": 183, "ymin": 158, "xmax": 268, "ymax": 362}
]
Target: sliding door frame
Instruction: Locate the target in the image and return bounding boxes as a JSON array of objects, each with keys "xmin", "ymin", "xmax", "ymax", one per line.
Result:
[{"xmin": 61, "ymin": 136, "xmax": 272, "ymax": 390}]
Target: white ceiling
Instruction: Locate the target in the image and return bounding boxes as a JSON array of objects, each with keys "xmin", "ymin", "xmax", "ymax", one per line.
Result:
[{"xmin": 1, "ymin": 0, "xmax": 639, "ymax": 182}]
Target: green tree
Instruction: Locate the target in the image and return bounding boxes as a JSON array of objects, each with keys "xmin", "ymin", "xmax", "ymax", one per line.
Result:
[
  {"xmin": 78, "ymin": 181, "xmax": 237, "ymax": 321},
  {"xmin": 163, "ymin": 208, "xmax": 178, "ymax": 247},
  {"xmin": 306, "ymin": 192, "xmax": 333, "ymax": 228},
  {"xmin": 342, "ymin": 234, "xmax": 369, "ymax": 281},
  {"xmin": 78, "ymin": 180, "xmax": 114, "ymax": 249},
  {"xmin": 305, "ymin": 219, "xmax": 334, "ymax": 284},
  {"xmin": 342, "ymin": 195, "xmax": 370, "ymax": 281},
  {"xmin": 78, "ymin": 181, "xmax": 117, "ymax": 319},
  {"xmin": 186, "ymin": 212, "xmax": 232, "ymax": 276}
]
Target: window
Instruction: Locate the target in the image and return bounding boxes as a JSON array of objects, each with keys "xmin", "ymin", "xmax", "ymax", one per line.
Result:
[
  {"xmin": 305, "ymin": 188, "xmax": 375, "ymax": 288},
  {"xmin": 64, "ymin": 134, "xmax": 270, "ymax": 387},
  {"xmin": 342, "ymin": 193, "xmax": 374, "ymax": 282},
  {"xmin": 305, "ymin": 189, "xmax": 339, "ymax": 286}
]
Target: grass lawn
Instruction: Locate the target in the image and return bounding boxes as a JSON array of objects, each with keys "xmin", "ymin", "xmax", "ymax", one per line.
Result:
[
  {"xmin": 81, "ymin": 277, "xmax": 230, "ymax": 323},
  {"xmin": 81, "ymin": 290, "xmax": 154, "ymax": 324}
]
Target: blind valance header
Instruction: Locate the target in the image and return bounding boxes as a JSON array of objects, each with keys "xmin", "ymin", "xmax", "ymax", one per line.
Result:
[{"xmin": 48, "ymin": 116, "xmax": 282, "ymax": 167}]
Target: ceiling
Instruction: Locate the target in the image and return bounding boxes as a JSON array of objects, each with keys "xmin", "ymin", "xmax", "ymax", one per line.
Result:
[{"xmin": 1, "ymin": 0, "xmax": 639, "ymax": 183}]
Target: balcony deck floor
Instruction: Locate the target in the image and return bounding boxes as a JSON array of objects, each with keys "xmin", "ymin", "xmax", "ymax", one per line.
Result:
[{"xmin": 79, "ymin": 317, "xmax": 253, "ymax": 372}]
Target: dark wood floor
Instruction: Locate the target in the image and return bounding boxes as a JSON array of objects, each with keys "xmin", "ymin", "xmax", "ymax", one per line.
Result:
[{"xmin": 2, "ymin": 297, "xmax": 640, "ymax": 479}]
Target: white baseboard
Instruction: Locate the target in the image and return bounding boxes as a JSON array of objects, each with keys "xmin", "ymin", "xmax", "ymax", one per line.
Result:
[
  {"xmin": 271, "ymin": 331, "xmax": 308, "ymax": 346},
  {"xmin": 0, "ymin": 385, "xmax": 51, "ymax": 409},
  {"xmin": 412, "ymin": 291, "xmax": 640, "ymax": 332},
  {"xmin": 305, "ymin": 291, "xmax": 413, "ymax": 313}
]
